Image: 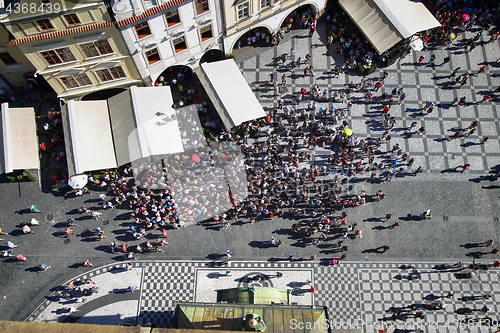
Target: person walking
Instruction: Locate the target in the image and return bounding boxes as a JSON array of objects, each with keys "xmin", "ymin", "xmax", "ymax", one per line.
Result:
[
  {"xmin": 475, "ymin": 66, "xmax": 486, "ymax": 77},
  {"xmin": 449, "ymin": 67, "xmax": 461, "ymax": 78},
  {"xmin": 429, "ymin": 54, "xmax": 436, "ymax": 65},
  {"xmin": 381, "ymin": 245, "xmax": 390, "ymax": 253},
  {"xmin": 479, "ymin": 137, "xmax": 489, "ymax": 145},
  {"xmin": 457, "ymin": 96, "xmax": 466, "ymax": 106},
  {"xmin": 479, "ymin": 94, "xmax": 491, "ymax": 104},
  {"xmin": 418, "ymin": 55, "xmax": 425, "ymax": 64},
  {"xmin": 39, "ymin": 264, "xmax": 51, "ymax": 271},
  {"xmin": 308, "ymin": 25, "xmax": 316, "ymax": 37},
  {"xmin": 383, "ymin": 214, "xmax": 392, "ymax": 222},
  {"xmin": 441, "ymin": 56, "xmax": 450, "ymax": 67},
  {"xmin": 460, "ymin": 163, "xmax": 470, "ymax": 173},
  {"xmin": 414, "ymin": 166, "xmax": 423, "ymax": 176},
  {"xmin": 374, "ymin": 81, "xmax": 383, "ymax": 92}
]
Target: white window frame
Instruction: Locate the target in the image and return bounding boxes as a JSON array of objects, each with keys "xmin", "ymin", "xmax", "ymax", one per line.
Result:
[
  {"xmin": 145, "ymin": 47, "xmax": 161, "ymax": 65},
  {"xmin": 172, "ymin": 36, "xmax": 188, "ymax": 53},
  {"xmin": 164, "ymin": 8, "xmax": 182, "ymax": 27},
  {"xmin": 77, "ymin": 39, "xmax": 115, "ymax": 59},
  {"xmin": 59, "ymin": 73, "xmax": 93, "ymax": 90},
  {"xmin": 38, "ymin": 47, "xmax": 77, "ymax": 67},
  {"xmin": 260, "ymin": 0, "xmax": 271, "ymax": 11},
  {"xmin": 199, "ymin": 24, "xmax": 213, "ymax": 42},
  {"xmin": 237, "ymin": 2, "xmax": 250, "ymax": 21},
  {"xmin": 93, "ymin": 66, "xmax": 127, "ymax": 83}
]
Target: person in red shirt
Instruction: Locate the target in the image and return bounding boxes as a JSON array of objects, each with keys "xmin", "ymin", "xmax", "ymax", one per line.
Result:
[
  {"xmin": 475, "ymin": 66, "xmax": 486, "ymax": 76},
  {"xmin": 374, "ymin": 81, "xmax": 383, "ymax": 92},
  {"xmin": 480, "ymin": 94, "xmax": 491, "ymax": 104},
  {"xmin": 460, "ymin": 163, "xmax": 470, "ymax": 173}
]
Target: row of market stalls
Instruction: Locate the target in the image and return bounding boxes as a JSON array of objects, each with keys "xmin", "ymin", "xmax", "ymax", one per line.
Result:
[
  {"xmin": 62, "ymin": 59, "xmax": 265, "ymax": 176},
  {"xmin": 0, "ymin": 59, "xmax": 265, "ymax": 183},
  {"xmin": 339, "ymin": 0, "xmax": 441, "ymax": 54}
]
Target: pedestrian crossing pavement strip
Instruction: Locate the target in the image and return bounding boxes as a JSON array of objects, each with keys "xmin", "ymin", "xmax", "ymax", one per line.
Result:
[{"xmin": 26, "ymin": 259, "xmax": 500, "ymax": 332}]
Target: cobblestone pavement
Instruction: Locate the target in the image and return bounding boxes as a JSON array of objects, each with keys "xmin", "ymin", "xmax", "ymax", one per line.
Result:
[
  {"xmin": 1, "ymin": 20, "xmax": 500, "ymax": 332},
  {"xmin": 27, "ymin": 259, "xmax": 500, "ymax": 332},
  {"xmin": 239, "ymin": 22, "xmax": 500, "ymax": 175}
]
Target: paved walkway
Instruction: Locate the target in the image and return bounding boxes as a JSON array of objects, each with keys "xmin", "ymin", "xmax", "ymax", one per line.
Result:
[
  {"xmin": 28, "ymin": 259, "xmax": 500, "ymax": 332},
  {"xmin": 1, "ymin": 19, "xmax": 500, "ymax": 331},
  {"xmin": 239, "ymin": 23, "xmax": 500, "ymax": 175}
]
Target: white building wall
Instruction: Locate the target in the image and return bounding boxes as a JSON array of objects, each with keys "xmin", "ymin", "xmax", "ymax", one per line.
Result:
[
  {"xmin": 223, "ymin": 0, "xmax": 325, "ymax": 53},
  {"xmin": 114, "ymin": 0, "xmax": 222, "ymax": 85}
]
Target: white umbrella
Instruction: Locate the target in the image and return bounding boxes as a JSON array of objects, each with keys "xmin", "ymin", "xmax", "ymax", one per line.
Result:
[
  {"xmin": 409, "ymin": 36, "xmax": 424, "ymax": 52},
  {"xmin": 68, "ymin": 174, "xmax": 88, "ymax": 190}
]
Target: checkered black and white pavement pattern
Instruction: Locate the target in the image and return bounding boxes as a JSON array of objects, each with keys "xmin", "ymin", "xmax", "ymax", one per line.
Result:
[
  {"xmin": 239, "ymin": 24, "xmax": 500, "ymax": 175},
  {"xmin": 139, "ymin": 262, "xmax": 197, "ymax": 327},
  {"xmin": 27, "ymin": 260, "xmax": 500, "ymax": 332}
]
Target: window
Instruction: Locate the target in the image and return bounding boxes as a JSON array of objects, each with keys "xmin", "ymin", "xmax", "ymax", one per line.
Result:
[
  {"xmin": 237, "ymin": 3, "xmax": 249, "ymax": 21},
  {"xmin": 79, "ymin": 40, "xmax": 113, "ymax": 58},
  {"xmin": 260, "ymin": 0, "xmax": 271, "ymax": 10},
  {"xmin": 36, "ymin": 19, "xmax": 54, "ymax": 31},
  {"xmin": 134, "ymin": 22, "xmax": 151, "ymax": 39},
  {"xmin": 172, "ymin": 37, "xmax": 187, "ymax": 53},
  {"xmin": 64, "ymin": 14, "xmax": 81, "ymax": 26},
  {"xmin": 199, "ymin": 24, "xmax": 213, "ymax": 42},
  {"xmin": 40, "ymin": 47, "xmax": 76, "ymax": 65},
  {"xmin": 165, "ymin": 9, "xmax": 181, "ymax": 27},
  {"xmin": 60, "ymin": 73, "xmax": 92, "ymax": 89},
  {"xmin": 145, "ymin": 48, "xmax": 161, "ymax": 64},
  {"xmin": 95, "ymin": 66, "xmax": 126, "ymax": 82},
  {"xmin": 195, "ymin": 0, "xmax": 209, "ymax": 15},
  {"xmin": 0, "ymin": 53, "xmax": 17, "ymax": 65}
]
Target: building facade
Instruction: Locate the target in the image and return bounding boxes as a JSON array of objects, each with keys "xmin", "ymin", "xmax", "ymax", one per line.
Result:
[
  {"xmin": 0, "ymin": 23, "xmax": 36, "ymax": 93},
  {"xmin": 221, "ymin": 0, "xmax": 326, "ymax": 53},
  {"xmin": 110, "ymin": 0, "xmax": 223, "ymax": 85},
  {"xmin": 0, "ymin": 0, "xmax": 142, "ymax": 100}
]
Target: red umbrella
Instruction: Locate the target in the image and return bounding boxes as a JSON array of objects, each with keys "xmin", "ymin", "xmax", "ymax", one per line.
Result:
[{"xmin": 191, "ymin": 154, "xmax": 200, "ymax": 163}]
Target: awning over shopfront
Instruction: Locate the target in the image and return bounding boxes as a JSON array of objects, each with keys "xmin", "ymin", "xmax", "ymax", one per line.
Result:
[
  {"xmin": 62, "ymin": 86, "xmax": 182, "ymax": 176},
  {"xmin": 62, "ymin": 100, "xmax": 117, "ymax": 176},
  {"xmin": 339, "ymin": 0, "xmax": 441, "ymax": 54},
  {"xmin": 0, "ymin": 103, "xmax": 39, "ymax": 174},
  {"xmin": 108, "ymin": 86, "xmax": 183, "ymax": 167},
  {"xmin": 196, "ymin": 59, "xmax": 266, "ymax": 129}
]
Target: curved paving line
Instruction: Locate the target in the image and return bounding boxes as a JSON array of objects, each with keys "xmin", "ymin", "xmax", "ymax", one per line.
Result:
[{"xmin": 62, "ymin": 291, "xmax": 140, "ymax": 323}]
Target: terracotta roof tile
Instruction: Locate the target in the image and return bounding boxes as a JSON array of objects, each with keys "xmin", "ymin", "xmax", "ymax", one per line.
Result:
[
  {"xmin": 117, "ymin": 0, "xmax": 190, "ymax": 28},
  {"xmin": 9, "ymin": 21, "xmax": 114, "ymax": 45}
]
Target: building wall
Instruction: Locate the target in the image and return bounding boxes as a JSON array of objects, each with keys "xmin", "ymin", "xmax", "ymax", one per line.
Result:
[
  {"xmin": 221, "ymin": 0, "xmax": 326, "ymax": 53},
  {"xmin": 0, "ymin": 0, "xmax": 143, "ymax": 100},
  {"xmin": 112, "ymin": 0, "xmax": 222, "ymax": 85},
  {"xmin": 0, "ymin": 25, "xmax": 36, "ymax": 92}
]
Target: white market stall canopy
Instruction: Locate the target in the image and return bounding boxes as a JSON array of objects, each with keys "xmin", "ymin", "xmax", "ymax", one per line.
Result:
[
  {"xmin": 62, "ymin": 100, "xmax": 117, "ymax": 175},
  {"xmin": 0, "ymin": 103, "xmax": 39, "ymax": 174},
  {"xmin": 62, "ymin": 86, "xmax": 183, "ymax": 176},
  {"xmin": 108, "ymin": 86, "xmax": 183, "ymax": 167},
  {"xmin": 196, "ymin": 59, "xmax": 266, "ymax": 129},
  {"xmin": 339, "ymin": 0, "xmax": 441, "ymax": 54}
]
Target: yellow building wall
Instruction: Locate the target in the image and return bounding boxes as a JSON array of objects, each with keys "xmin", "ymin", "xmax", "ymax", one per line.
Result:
[
  {"xmin": 1, "ymin": 0, "xmax": 142, "ymax": 100},
  {"xmin": 0, "ymin": 25, "xmax": 35, "ymax": 90}
]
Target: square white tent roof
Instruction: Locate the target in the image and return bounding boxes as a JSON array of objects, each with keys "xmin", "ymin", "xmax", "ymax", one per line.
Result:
[
  {"xmin": 108, "ymin": 86, "xmax": 183, "ymax": 167},
  {"xmin": 62, "ymin": 86, "xmax": 183, "ymax": 176},
  {"xmin": 62, "ymin": 100, "xmax": 117, "ymax": 176},
  {"xmin": 196, "ymin": 59, "xmax": 266, "ymax": 129},
  {"xmin": 0, "ymin": 103, "xmax": 39, "ymax": 174},
  {"xmin": 339, "ymin": 0, "xmax": 441, "ymax": 54}
]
